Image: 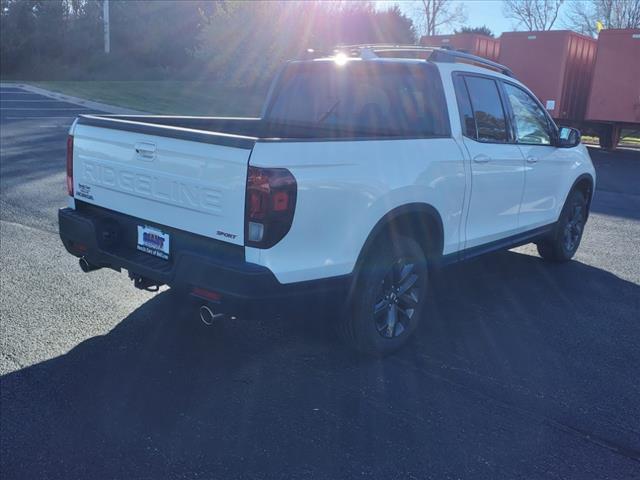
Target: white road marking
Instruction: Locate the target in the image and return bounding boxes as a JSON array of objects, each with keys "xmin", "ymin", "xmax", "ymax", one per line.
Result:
[
  {"xmin": 5, "ymin": 116, "xmax": 77, "ymax": 119},
  {"xmin": 0, "ymin": 107, "xmax": 88, "ymax": 110},
  {"xmin": 0, "ymin": 99, "xmax": 68, "ymax": 102}
]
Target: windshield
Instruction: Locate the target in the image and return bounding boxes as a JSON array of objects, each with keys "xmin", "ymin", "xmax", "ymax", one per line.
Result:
[{"xmin": 266, "ymin": 61, "xmax": 450, "ymax": 137}]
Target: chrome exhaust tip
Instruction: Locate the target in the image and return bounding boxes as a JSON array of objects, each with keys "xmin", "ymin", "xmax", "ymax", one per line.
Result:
[
  {"xmin": 199, "ymin": 305, "xmax": 216, "ymax": 326},
  {"xmin": 79, "ymin": 257, "xmax": 100, "ymax": 273}
]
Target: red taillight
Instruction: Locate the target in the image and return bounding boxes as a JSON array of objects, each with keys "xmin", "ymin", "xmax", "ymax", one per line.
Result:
[
  {"xmin": 245, "ymin": 166, "xmax": 297, "ymax": 248},
  {"xmin": 66, "ymin": 135, "xmax": 74, "ymax": 196}
]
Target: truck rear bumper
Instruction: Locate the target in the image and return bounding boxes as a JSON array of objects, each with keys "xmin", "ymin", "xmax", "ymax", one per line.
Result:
[{"xmin": 58, "ymin": 203, "xmax": 350, "ymax": 314}]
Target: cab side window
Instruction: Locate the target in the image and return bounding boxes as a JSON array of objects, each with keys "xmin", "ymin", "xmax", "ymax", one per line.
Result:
[
  {"xmin": 503, "ymin": 83, "xmax": 552, "ymax": 145},
  {"xmin": 461, "ymin": 76, "xmax": 509, "ymax": 143}
]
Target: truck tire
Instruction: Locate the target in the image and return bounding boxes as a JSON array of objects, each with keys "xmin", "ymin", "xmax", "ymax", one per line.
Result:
[
  {"xmin": 339, "ymin": 235, "xmax": 428, "ymax": 356},
  {"xmin": 536, "ymin": 189, "xmax": 588, "ymax": 262}
]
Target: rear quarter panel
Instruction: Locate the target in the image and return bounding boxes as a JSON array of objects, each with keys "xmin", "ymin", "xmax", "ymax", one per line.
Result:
[{"xmin": 246, "ymin": 138, "xmax": 466, "ymax": 284}]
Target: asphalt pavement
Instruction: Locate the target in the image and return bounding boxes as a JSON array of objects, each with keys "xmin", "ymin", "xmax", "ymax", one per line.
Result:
[{"xmin": 1, "ymin": 85, "xmax": 639, "ymax": 479}]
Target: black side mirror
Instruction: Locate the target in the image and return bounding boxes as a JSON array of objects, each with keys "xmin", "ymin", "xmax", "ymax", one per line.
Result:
[{"xmin": 557, "ymin": 127, "xmax": 581, "ymax": 148}]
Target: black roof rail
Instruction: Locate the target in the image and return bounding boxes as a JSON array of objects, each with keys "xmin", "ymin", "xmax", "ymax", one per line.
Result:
[
  {"xmin": 337, "ymin": 44, "xmax": 434, "ymax": 50},
  {"xmin": 428, "ymin": 48, "xmax": 514, "ymax": 77},
  {"xmin": 336, "ymin": 44, "xmax": 436, "ymax": 57},
  {"xmin": 331, "ymin": 44, "xmax": 515, "ymax": 77}
]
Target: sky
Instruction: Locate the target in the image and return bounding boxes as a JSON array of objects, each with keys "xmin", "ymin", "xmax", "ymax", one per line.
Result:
[{"xmin": 377, "ymin": 0, "xmax": 571, "ymax": 37}]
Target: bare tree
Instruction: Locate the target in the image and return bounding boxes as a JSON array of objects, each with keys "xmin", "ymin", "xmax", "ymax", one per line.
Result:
[
  {"xmin": 416, "ymin": 0, "xmax": 467, "ymax": 36},
  {"xmin": 503, "ymin": 0, "xmax": 564, "ymax": 31},
  {"xmin": 564, "ymin": 0, "xmax": 640, "ymax": 37}
]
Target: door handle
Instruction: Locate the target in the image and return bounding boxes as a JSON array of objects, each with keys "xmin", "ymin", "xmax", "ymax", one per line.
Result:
[
  {"xmin": 473, "ymin": 154, "xmax": 490, "ymax": 163},
  {"xmin": 526, "ymin": 156, "xmax": 538, "ymax": 163}
]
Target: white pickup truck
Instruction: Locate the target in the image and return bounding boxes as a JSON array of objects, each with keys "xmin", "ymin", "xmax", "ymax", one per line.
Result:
[{"xmin": 59, "ymin": 46, "xmax": 595, "ymax": 355}]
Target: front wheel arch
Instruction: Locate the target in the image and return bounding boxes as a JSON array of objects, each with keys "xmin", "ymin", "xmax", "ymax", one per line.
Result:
[{"xmin": 566, "ymin": 173, "xmax": 594, "ymax": 220}]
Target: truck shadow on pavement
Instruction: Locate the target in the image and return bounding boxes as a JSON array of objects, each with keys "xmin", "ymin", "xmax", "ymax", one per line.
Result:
[
  {"xmin": 587, "ymin": 147, "xmax": 640, "ymax": 221},
  {"xmin": 2, "ymin": 250, "xmax": 639, "ymax": 478}
]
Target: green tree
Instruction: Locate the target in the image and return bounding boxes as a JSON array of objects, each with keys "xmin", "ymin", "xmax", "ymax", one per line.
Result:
[
  {"xmin": 1, "ymin": 0, "xmax": 416, "ymax": 81},
  {"xmin": 199, "ymin": 1, "xmax": 417, "ymax": 88},
  {"xmin": 108, "ymin": 0, "xmax": 217, "ymax": 68},
  {"xmin": 1, "ymin": 0, "xmax": 38, "ymax": 71},
  {"xmin": 375, "ymin": 5, "xmax": 417, "ymax": 44},
  {"xmin": 455, "ymin": 25, "xmax": 494, "ymax": 37}
]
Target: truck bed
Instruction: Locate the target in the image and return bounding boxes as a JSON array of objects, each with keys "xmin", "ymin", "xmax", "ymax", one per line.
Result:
[
  {"xmin": 77, "ymin": 115, "xmax": 263, "ymax": 149},
  {"xmin": 77, "ymin": 113, "xmax": 429, "ymax": 142}
]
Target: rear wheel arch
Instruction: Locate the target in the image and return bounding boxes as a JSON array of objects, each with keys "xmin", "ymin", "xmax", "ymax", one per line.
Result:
[{"xmin": 355, "ymin": 203, "xmax": 444, "ymax": 270}]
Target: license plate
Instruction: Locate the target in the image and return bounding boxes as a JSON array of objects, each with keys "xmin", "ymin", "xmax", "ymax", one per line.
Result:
[{"xmin": 137, "ymin": 225, "xmax": 170, "ymax": 260}]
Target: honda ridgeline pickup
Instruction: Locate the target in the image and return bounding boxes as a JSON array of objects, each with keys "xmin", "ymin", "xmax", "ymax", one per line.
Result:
[{"xmin": 59, "ymin": 46, "xmax": 595, "ymax": 355}]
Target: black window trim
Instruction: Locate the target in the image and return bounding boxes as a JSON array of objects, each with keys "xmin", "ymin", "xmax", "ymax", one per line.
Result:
[
  {"xmin": 452, "ymin": 74, "xmax": 477, "ymax": 139},
  {"xmin": 451, "ymin": 71, "xmax": 514, "ymax": 145},
  {"xmin": 499, "ymin": 79, "xmax": 559, "ymax": 147}
]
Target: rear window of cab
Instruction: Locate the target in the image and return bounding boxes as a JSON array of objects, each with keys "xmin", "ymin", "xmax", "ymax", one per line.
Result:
[{"xmin": 265, "ymin": 61, "xmax": 451, "ymax": 138}]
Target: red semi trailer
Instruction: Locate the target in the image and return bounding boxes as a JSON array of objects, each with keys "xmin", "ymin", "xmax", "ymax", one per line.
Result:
[
  {"xmin": 498, "ymin": 29, "xmax": 639, "ymax": 150},
  {"xmin": 586, "ymin": 29, "xmax": 640, "ymax": 149},
  {"xmin": 498, "ymin": 30, "xmax": 597, "ymax": 123},
  {"xmin": 420, "ymin": 33, "xmax": 500, "ymax": 61}
]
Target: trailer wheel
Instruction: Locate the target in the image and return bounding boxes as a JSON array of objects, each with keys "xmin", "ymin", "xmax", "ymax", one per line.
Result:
[{"xmin": 598, "ymin": 125, "xmax": 620, "ymax": 151}]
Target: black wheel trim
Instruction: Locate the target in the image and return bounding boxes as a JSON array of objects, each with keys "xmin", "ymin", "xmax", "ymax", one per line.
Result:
[
  {"xmin": 563, "ymin": 201, "xmax": 586, "ymax": 252},
  {"xmin": 373, "ymin": 259, "xmax": 421, "ymax": 339}
]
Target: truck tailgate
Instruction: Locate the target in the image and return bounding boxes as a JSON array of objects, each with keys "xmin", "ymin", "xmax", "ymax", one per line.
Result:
[{"xmin": 71, "ymin": 122, "xmax": 254, "ymax": 245}]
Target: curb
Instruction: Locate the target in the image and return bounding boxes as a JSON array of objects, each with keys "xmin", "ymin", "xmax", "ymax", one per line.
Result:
[{"xmin": 1, "ymin": 82, "xmax": 147, "ymax": 114}]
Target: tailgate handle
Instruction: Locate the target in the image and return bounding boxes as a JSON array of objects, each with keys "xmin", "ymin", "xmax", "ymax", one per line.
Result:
[{"xmin": 135, "ymin": 142, "xmax": 156, "ymax": 161}]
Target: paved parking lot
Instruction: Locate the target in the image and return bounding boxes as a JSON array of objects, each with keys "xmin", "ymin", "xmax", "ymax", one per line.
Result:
[{"xmin": 1, "ymin": 85, "xmax": 639, "ymax": 479}]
